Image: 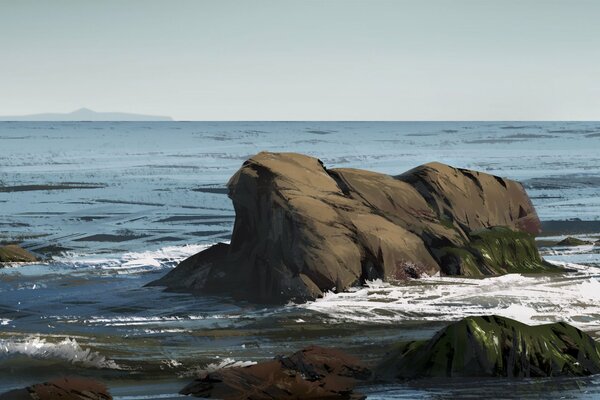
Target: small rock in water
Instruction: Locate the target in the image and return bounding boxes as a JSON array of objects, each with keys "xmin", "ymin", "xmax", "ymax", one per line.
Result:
[
  {"xmin": 556, "ymin": 236, "xmax": 592, "ymax": 246},
  {"xmin": 376, "ymin": 315, "xmax": 600, "ymax": 380},
  {"xmin": 0, "ymin": 244, "xmax": 38, "ymax": 263},
  {"xmin": 0, "ymin": 377, "xmax": 111, "ymax": 400},
  {"xmin": 180, "ymin": 345, "xmax": 371, "ymax": 399}
]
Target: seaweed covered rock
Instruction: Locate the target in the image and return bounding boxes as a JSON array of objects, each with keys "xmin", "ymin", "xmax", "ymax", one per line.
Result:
[
  {"xmin": 0, "ymin": 244, "xmax": 38, "ymax": 263},
  {"xmin": 180, "ymin": 346, "xmax": 370, "ymax": 399},
  {"xmin": 0, "ymin": 377, "xmax": 112, "ymax": 400},
  {"xmin": 151, "ymin": 152, "xmax": 553, "ymax": 303},
  {"xmin": 376, "ymin": 315, "xmax": 600, "ymax": 380}
]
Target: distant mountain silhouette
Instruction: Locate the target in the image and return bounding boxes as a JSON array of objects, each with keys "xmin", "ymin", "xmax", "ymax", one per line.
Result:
[{"xmin": 0, "ymin": 108, "xmax": 173, "ymax": 121}]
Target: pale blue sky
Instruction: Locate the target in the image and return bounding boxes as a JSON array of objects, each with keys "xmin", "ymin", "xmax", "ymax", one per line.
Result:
[{"xmin": 1, "ymin": 0, "xmax": 599, "ymax": 120}]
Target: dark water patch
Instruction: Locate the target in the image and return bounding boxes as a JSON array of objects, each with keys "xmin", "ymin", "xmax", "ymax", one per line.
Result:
[
  {"xmin": 156, "ymin": 215, "xmax": 234, "ymax": 223},
  {"xmin": 524, "ymin": 175, "xmax": 600, "ymax": 190},
  {"xmin": 540, "ymin": 220, "xmax": 600, "ymax": 235},
  {"xmin": 306, "ymin": 129, "xmax": 336, "ymax": 135},
  {"xmin": 191, "ymin": 187, "xmax": 228, "ymax": 194},
  {"xmin": 586, "ymin": 132, "xmax": 600, "ymax": 138},
  {"xmin": 74, "ymin": 234, "xmax": 150, "ymax": 243},
  {"xmin": 95, "ymin": 199, "xmax": 165, "ymax": 207},
  {"xmin": 73, "ymin": 216, "xmax": 110, "ymax": 222},
  {"xmin": 0, "ymin": 183, "xmax": 106, "ymax": 192},
  {"xmin": 442, "ymin": 129, "xmax": 459, "ymax": 133},
  {"xmin": 500, "ymin": 125, "xmax": 538, "ymax": 130},
  {"xmin": 0, "ymin": 222, "xmax": 30, "ymax": 227},
  {"xmin": 464, "ymin": 138, "xmax": 527, "ymax": 144},
  {"xmin": 146, "ymin": 165, "xmax": 200, "ymax": 169},
  {"xmin": 146, "ymin": 236, "xmax": 186, "ymax": 243},
  {"xmin": 189, "ymin": 231, "xmax": 229, "ymax": 237},
  {"xmin": 405, "ymin": 133, "xmax": 439, "ymax": 137},
  {"xmin": 503, "ymin": 133, "xmax": 557, "ymax": 139},
  {"xmin": 547, "ymin": 129, "xmax": 598, "ymax": 134}
]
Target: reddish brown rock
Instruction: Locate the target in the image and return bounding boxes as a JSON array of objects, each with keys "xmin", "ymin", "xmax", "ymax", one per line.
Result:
[
  {"xmin": 0, "ymin": 377, "xmax": 111, "ymax": 400},
  {"xmin": 150, "ymin": 152, "xmax": 552, "ymax": 303},
  {"xmin": 180, "ymin": 346, "xmax": 370, "ymax": 399}
]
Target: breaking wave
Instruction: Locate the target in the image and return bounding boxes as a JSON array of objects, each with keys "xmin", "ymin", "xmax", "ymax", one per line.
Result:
[
  {"xmin": 0, "ymin": 336, "xmax": 121, "ymax": 369},
  {"xmin": 50, "ymin": 243, "xmax": 212, "ymax": 274}
]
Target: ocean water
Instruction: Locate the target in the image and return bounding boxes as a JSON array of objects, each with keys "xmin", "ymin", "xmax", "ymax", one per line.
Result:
[{"xmin": 1, "ymin": 121, "xmax": 600, "ymax": 398}]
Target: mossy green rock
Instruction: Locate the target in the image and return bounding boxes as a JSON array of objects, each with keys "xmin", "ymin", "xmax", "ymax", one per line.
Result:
[
  {"xmin": 438, "ymin": 227, "xmax": 559, "ymax": 276},
  {"xmin": 377, "ymin": 315, "xmax": 600, "ymax": 380},
  {"xmin": 0, "ymin": 244, "xmax": 38, "ymax": 263}
]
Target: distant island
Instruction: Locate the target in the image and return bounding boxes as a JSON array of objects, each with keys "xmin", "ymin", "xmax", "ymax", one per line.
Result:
[{"xmin": 0, "ymin": 108, "xmax": 173, "ymax": 121}]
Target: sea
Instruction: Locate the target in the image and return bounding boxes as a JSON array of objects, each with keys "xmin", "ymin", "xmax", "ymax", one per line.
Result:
[{"xmin": 1, "ymin": 121, "xmax": 600, "ymax": 399}]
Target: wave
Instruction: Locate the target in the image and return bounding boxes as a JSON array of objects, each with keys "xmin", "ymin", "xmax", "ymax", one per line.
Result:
[
  {"xmin": 179, "ymin": 357, "xmax": 257, "ymax": 378},
  {"xmin": 301, "ymin": 261, "xmax": 600, "ymax": 334},
  {"xmin": 0, "ymin": 336, "xmax": 121, "ymax": 369},
  {"xmin": 49, "ymin": 243, "xmax": 213, "ymax": 274}
]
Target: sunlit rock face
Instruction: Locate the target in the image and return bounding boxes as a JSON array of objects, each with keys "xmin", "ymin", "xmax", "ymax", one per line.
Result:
[{"xmin": 150, "ymin": 152, "xmax": 554, "ymax": 303}]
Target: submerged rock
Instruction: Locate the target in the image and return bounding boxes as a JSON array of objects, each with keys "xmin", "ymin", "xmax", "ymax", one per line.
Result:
[
  {"xmin": 150, "ymin": 152, "xmax": 555, "ymax": 303},
  {"xmin": 556, "ymin": 236, "xmax": 592, "ymax": 246},
  {"xmin": 0, "ymin": 244, "xmax": 38, "ymax": 263},
  {"xmin": 376, "ymin": 315, "xmax": 600, "ymax": 380},
  {"xmin": 0, "ymin": 377, "xmax": 112, "ymax": 400},
  {"xmin": 180, "ymin": 345, "xmax": 370, "ymax": 399}
]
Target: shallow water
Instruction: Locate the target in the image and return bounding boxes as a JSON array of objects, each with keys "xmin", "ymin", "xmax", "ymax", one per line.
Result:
[{"xmin": 1, "ymin": 122, "xmax": 600, "ymax": 398}]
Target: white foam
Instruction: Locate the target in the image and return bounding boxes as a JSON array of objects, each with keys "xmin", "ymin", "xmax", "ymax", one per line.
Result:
[
  {"xmin": 178, "ymin": 357, "xmax": 257, "ymax": 378},
  {"xmin": 301, "ymin": 262, "xmax": 600, "ymax": 331},
  {"xmin": 51, "ymin": 243, "xmax": 214, "ymax": 274},
  {"xmin": 0, "ymin": 318, "xmax": 11, "ymax": 326},
  {"xmin": 0, "ymin": 336, "xmax": 121, "ymax": 369}
]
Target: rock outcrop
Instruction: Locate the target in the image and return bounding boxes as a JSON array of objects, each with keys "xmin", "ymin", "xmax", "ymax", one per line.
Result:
[
  {"xmin": 150, "ymin": 152, "xmax": 556, "ymax": 303},
  {"xmin": 376, "ymin": 315, "xmax": 600, "ymax": 380},
  {"xmin": 556, "ymin": 237, "xmax": 592, "ymax": 246},
  {"xmin": 180, "ymin": 346, "xmax": 370, "ymax": 399},
  {"xmin": 0, "ymin": 377, "xmax": 111, "ymax": 400},
  {"xmin": 0, "ymin": 244, "xmax": 38, "ymax": 263}
]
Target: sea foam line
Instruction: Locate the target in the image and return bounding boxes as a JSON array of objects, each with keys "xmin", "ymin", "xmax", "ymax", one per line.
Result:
[{"xmin": 301, "ymin": 261, "xmax": 600, "ymax": 333}]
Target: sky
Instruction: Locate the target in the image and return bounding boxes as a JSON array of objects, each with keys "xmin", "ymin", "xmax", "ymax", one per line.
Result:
[{"xmin": 1, "ymin": 0, "xmax": 599, "ymax": 121}]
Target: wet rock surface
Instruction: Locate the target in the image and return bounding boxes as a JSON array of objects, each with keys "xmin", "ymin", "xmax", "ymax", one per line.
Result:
[
  {"xmin": 180, "ymin": 345, "xmax": 370, "ymax": 399},
  {"xmin": 0, "ymin": 244, "xmax": 38, "ymax": 263},
  {"xmin": 0, "ymin": 377, "xmax": 112, "ymax": 400},
  {"xmin": 376, "ymin": 315, "xmax": 600, "ymax": 380},
  {"xmin": 151, "ymin": 152, "xmax": 555, "ymax": 303}
]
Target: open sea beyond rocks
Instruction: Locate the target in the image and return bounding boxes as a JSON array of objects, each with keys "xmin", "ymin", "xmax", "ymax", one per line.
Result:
[{"xmin": 1, "ymin": 121, "xmax": 600, "ymax": 399}]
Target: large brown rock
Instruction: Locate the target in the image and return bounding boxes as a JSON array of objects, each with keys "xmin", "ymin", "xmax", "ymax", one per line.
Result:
[
  {"xmin": 180, "ymin": 346, "xmax": 370, "ymax": 399},
  {"xmin": 150, "ymin": 152, "xmax": 553, "ymax": 303},
  {"xmin": 0, "ymin": 377, "xmax": 111, "ymax": 400}
]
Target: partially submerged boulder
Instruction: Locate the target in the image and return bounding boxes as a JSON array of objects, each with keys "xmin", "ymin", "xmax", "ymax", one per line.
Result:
[
  {"xmin": 556, "ymin": 236, "xmax": 592, "ymax": 246},
  {"xmin": 0, "ymin": 244, "xmax": 38, "ymax": 263},
  {"xmin": 0, "ymin": 377, "xmax": 111, "ymax": 400},
  {"xmin": 376, "ymin": 315, "xmax": 600, "ymax": 380},
  {"xmin": 151, "ymin": 152, "xmax": 554, "ymax": 303},
  {"xmin": 180, "ymin": 346, "xmax": 370, "ymax": 399}
]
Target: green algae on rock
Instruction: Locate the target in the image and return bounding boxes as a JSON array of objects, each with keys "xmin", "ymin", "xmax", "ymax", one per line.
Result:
[
  {"xmin": 0, "ymin": 244, "xmax": 38, "ymax": 263},
  {"xmin": 376, "ymin": 315, "xmax": 600, "ymax": 380},
  {"xmin": 438, "ymin": 227, "xmax": 560, "ymax": 276}
]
